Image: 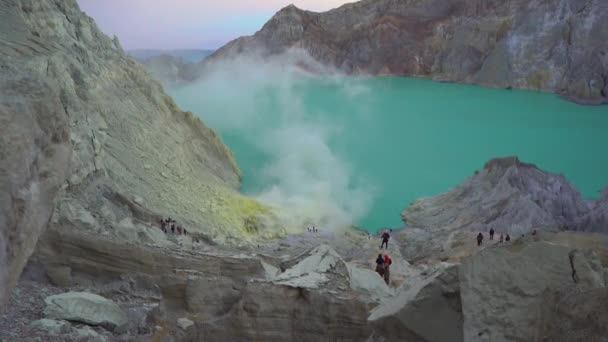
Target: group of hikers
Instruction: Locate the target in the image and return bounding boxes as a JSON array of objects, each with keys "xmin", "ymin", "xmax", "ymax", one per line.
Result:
[
  {"xmin": 307, "ymin": 225, "xmax": 318, "ymax": 233},
  {"xmin": 159, "ymin": 217, "xmax": 201, "ymax": 243},
  {"xmin": 476, "ymin": 227, "xmax": 538, "ymax": 246},
  {"xmin": 160, "ymin": 217, "xmax": 188, "ymax": 235},
  {"xmin": 375, "ymin": 253, "xmax": 392, "ymax": 285},
  {"xmin": 374, "ymin": 230, "xmax": 393, "ymax": 284}
]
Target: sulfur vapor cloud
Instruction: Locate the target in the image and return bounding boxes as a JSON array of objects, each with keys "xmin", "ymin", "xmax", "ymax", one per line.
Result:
[{"xmin": 171, "ymin": 49, "xmax": 375, "ymax": 232}]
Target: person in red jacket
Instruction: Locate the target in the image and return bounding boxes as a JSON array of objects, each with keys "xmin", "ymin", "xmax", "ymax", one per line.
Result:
[{"xmin": 383, "ymin": 254, "xmax": 392, "ymax": 285}]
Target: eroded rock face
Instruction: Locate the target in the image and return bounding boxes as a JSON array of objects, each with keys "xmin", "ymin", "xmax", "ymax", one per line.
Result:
[
  {"xmin": 0, "ymin": 0, "xmax": 266, "ymax": 306},
  {"xmin": 459, "ymin": 240, "xmax": 606, "ymax": 342},
  {"xmin": 404, "ymin": 157, "xmax": 588, "ymax": 232},
  {"xmin": 576, "ymin": 185, "xmax": 608, "ymax": 233},
  {"xmin": 208, "ymin": 0, "xmax": 608, "ymax": 104}
]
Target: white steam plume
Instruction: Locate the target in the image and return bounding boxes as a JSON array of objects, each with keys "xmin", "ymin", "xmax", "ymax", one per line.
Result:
[{"xmin": 172, "ymin": 49, "xmax": 375, "ymax": 232}]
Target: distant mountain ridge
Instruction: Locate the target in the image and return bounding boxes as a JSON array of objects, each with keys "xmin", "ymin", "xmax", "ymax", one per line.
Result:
[
  {"xmin": 128, "ymin": 49, "xmax": 214, "ymax": 64},
  {"xmin": 208, "ymin": 0, "xmax": 608, "ymax": 104}
]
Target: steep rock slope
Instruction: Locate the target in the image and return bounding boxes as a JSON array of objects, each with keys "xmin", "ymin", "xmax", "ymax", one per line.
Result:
[
  {"xmin": 460, "ymin": 238, "xmax": 606, "ymax": 342},
  {"xmin": 208, "ymin": 0, "xmax": 608, "ymax": 104},
  {"xmin": 0, "ymin": 0, "xmax": 267, "ymax": 306},
  {"xmin": 576, "ymin": 185, "xmax": 608, "ymax": 233},
  {"xmin": 398, "ymin": 156, "xmax": 591, "ymax": 262},
  {"xmin": 403, "ymin": 156, "xmax": 589, "ymax": 232}
]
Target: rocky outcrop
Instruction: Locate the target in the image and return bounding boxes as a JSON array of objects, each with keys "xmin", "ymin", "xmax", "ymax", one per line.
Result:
[
  {"xmin": 576, "ymin": 185, "xmax": 608, "ymax": 233},
  {"xmin": 44, "ymin": 292, "xmax": 128, "ymax": 330},
  {"xmin": 0, "ymin": 0, "xmax": 284, "ymax": 306},
  {"xmin": 398, "ymin": 156, "xmax": 591, "ymax": 262},
  {"xmin": 208, "ymin": 0, "xmax": 608, "ymax": 104},
  {"xmin": 460, "ymin": 238, "xmax": 606, "ymax": 342},
  {"xmin": 370, "ymin": 263, "xmax": 463, "ymax": 342}
]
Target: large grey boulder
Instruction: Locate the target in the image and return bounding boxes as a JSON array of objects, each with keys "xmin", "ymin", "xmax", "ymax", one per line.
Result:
[
  {"xmin": 30, "ymin": 319, "xmax": 71, "ymax": 335},
  {"xmin": 459, "ymin": 239, "xmax": 606, "ymax": 342},
  {"xmin": 44, "ymin": 292, "xmax": 128, "ymax": 331}
]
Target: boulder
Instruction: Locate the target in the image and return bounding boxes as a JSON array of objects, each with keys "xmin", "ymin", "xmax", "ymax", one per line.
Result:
[
  {"xmin": 30, "ymin": 319, "xmax": 71, "ymax": 335},
  {"xmin": 274, "ymin": 245, "xmax": 349, "ymax": 289},
  {"xmin": 73, "ymin": 326, "xmax": 108, "ymax": 342},
  {"xmin": 177, "ymin": 317, "xmax": 194, "ymax": 330},
  {"xmin": 459, "ymin": 240, "xmax": 606, "ymax": 342},
  {"xmin": 369, "ymin": 264, "xmax": 463, "ymax": 342},
  {"xmin": 43, "ymin": 292, "xmax": 128, "ymax": 331}
]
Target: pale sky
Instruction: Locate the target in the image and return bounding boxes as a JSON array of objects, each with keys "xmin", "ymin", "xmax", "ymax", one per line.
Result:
[{"xmin": 77, "ymin": 0, "xmax": 351, "ymax": 50}]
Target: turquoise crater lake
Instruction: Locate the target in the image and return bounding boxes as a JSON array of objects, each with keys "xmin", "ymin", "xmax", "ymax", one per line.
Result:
[{"xmin": 172, "ymin": 76, "xmax": 608, "ymax": 231}]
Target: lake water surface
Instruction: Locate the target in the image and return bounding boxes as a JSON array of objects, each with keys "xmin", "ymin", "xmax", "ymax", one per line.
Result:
[{"xmin": 172, "ymin": 76, "xmax": 608, "ymax": 231}]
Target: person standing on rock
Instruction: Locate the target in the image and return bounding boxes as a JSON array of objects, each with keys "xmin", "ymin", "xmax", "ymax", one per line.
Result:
[
  {"xmin": 381, "ymin": 231, "xmax": 390, "ymax": 249},
  {"xmin": 489, "ymin": 228, "xmax": 495, "ymax": 240},
  {"xmin": 477, "ymin": 232, "xmax": 484, "ymax": 246},
  {"xmin": 375, "ymin": 254, "xmax": 385, "ymax": 277},
  {"xmin": 383, "ymin": 254, "xmax": 392, "ymax": 285}
]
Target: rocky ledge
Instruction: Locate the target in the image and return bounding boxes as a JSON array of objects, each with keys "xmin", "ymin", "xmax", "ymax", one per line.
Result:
[{"xmin": 208, "ymin": 0, "xmax": 608, "ymax": 104}]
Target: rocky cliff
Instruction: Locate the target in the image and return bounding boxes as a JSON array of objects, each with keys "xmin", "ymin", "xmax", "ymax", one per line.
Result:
[
  {"xmin": 208, "ymin": 0, "xmax": 608, "ymax": 104},
  {"xmin": 398, "ymin": 156, "xmax": 596, "ymax": 262},
  {"xmin": 0, "ymin": 0, "xmax": 280, "ymax": 308}
]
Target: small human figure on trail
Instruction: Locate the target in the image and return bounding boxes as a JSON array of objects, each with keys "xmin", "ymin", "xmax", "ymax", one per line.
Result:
[
  {"xmin": 183, "ymin": 228, "xmax": 188, "ymax": 235},
  {"xmin": 380, "ymin": 231, "xmax": 390, "ymax": 249},
  {"xmin": 477, "ymin": 232, "xmax": 484, "ymax": 246},
  {"xmin": 489, "ymin": 228, "xmax": 495, "ymax": 240},
  {"xmin": 383, "ymin": 254, "xmax": 392, "ymax": 285},
  {"xmin": 375, "ymin": 254, "xmax": 385, "ymax": 277},
  {"xmin": 499, "ymin": 234, "xmax": 504, "ymax": 243},
  {"xmin": 171, "ymin": 224, "xmax": 175, "ymax": 234},
  {"xmin": 505, "ymin": 234, "xmax": 511, "ymax": 242},
  {"xmin": 532, "ymin": 229, "xmax": 537, "ymax": 236}
]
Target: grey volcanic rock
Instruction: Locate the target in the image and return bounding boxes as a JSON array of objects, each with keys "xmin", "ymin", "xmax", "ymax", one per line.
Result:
[
  {"xmin": 459, "ymin": 239, "xmax": 606, "ymax": 342},
  {"xmin": 539, "ymin": 287, "xmax": 608, "ymax": 342},
  {"xmin": 370, "ymin": 264, "xmax": 463, "ymax": 342},
  {"xmin": 399, "ymin": 156, "xmax": 590, "ymax": 262},
  {"xmin": 576, "ymin": 185, "xmax": 608, "ymax": 233},
  {"xmin": 209, "ymin": 0, "xmax": 608, "ymax": 104},
  {"xmin": 44, "ymin": 292, "xmax": 128, "ymax": 330},
  {"xmin": 404, "ymin": 156, "xmax": 588, "ymax": 231},
  {"xmin": 0, "ymin": 0, "xmax": 275, "ymax": 306}
]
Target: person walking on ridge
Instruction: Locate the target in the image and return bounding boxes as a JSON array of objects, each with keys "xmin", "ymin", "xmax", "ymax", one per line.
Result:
[
  {"xmin": 375, "ymin": 254, "xmax": 385, "ymax": 277},
  {"xmin": 489, "ymin": 227, "xmax": 495, "ymax": 240},
  {"xmin": 477, "ymin": 232, "xmax": 484, "ymax": 246},
  {"xmin": 383, "ymin": 254, "xmax": 392, "ymax": 285},
  {"xmin": 381, "ymin": 231, "xmax": 390, "ymax": 249}
]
